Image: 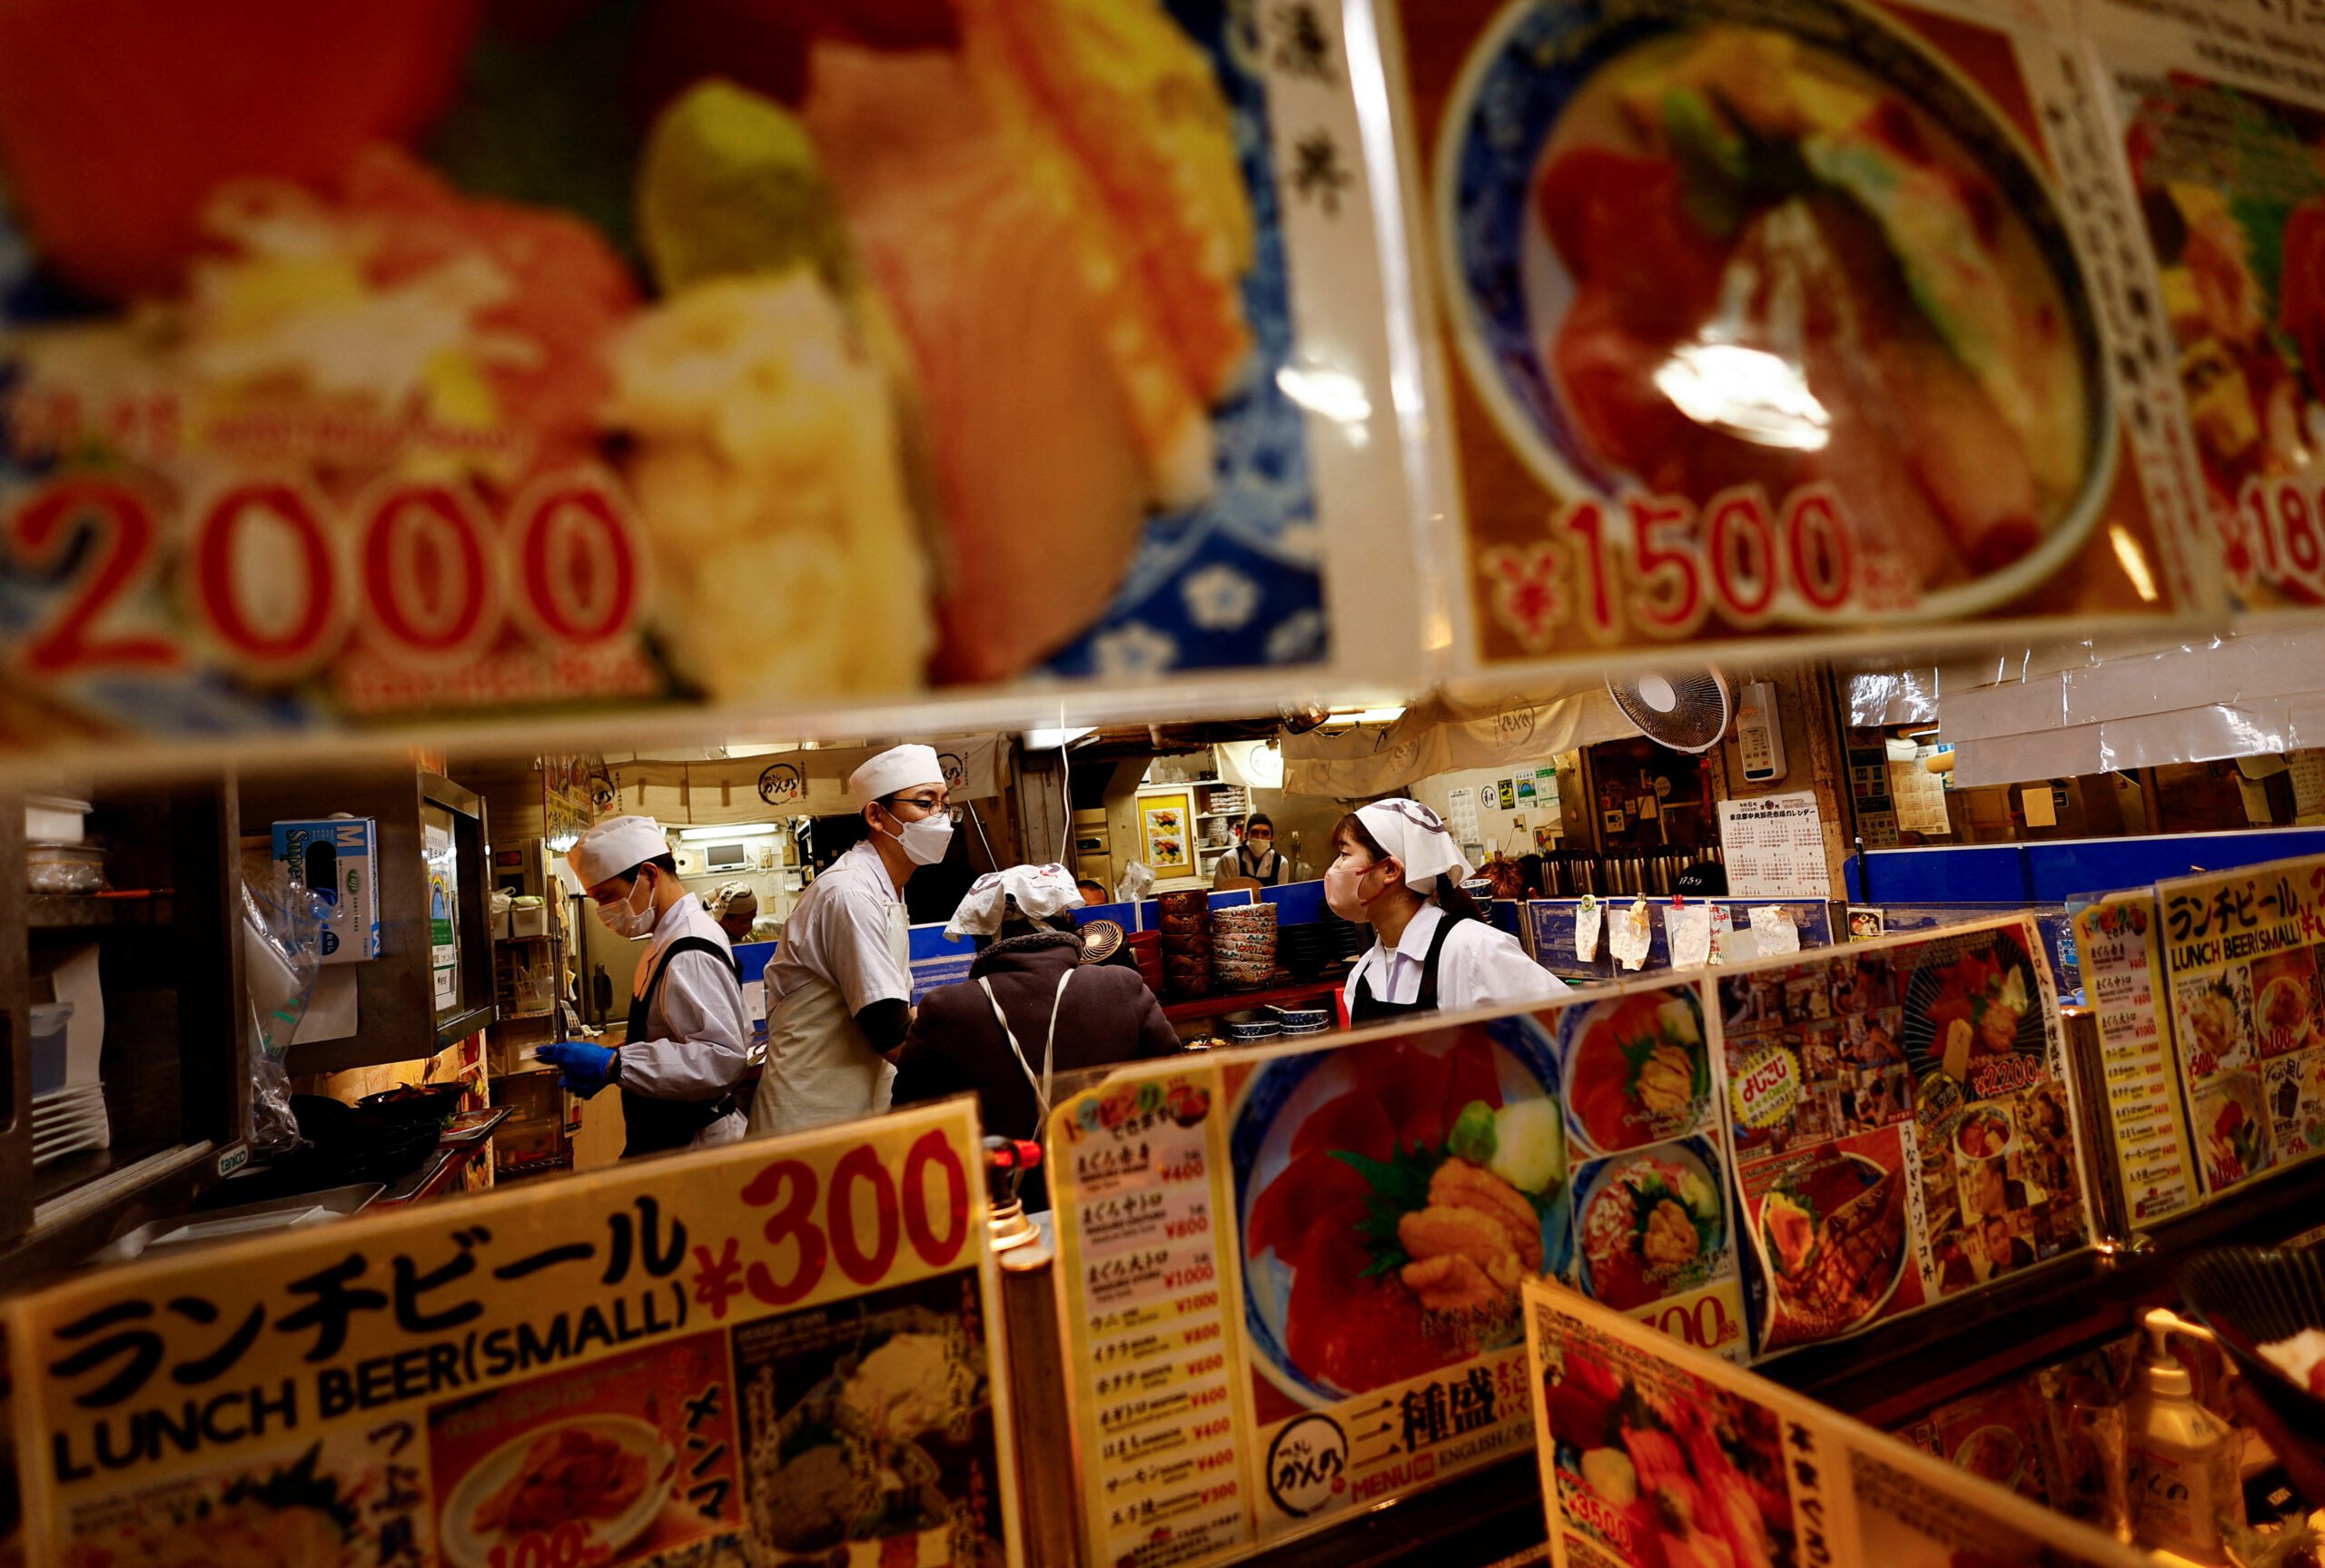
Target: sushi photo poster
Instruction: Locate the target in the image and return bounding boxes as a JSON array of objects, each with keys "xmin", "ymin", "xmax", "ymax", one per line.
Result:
[
  {"xmin": 2153, "ymin": 853, "xmax": 2325, "ymax": 1198},
  {"xmin": 1524, "ymin": 1279, "xmax": 2152, "ymax": 1568},
  {"xmin": 1, "ymin": 1100, "xmax": 1021, "ymax": 1568},
  {"xmin": 1044, "ymin": 979, "xmax": 1748, "ymax": 1568},
  {"xmin": 0, "ymin": 0, "xmax": 1421, "ymax": 771},
  {"xmin": 1369, "ymin": 0, "xmax": 2215, "ymax": 678},
  {"xmin": 1707, "ymin": 912, "xmax": 2093, "ymax": 1356}
]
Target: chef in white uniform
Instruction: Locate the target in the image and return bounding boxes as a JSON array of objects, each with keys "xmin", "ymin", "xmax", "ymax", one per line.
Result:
[
  {"xmin": 1330, "ymin": 799, "xmax": 1567, "ymax": 1026},
  {"xmin": 749, "ymin": 744, "xmax": 955, "ymax": 1136},
  {"xmin": 538, "ymin": 815, "xmax": 750, "ymax": 1157}
]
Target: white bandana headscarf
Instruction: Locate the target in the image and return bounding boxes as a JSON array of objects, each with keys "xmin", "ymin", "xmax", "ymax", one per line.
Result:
[
  {"xmin": 1356, "ymin": 799, "xmax": 1473, "ymax": 892},
  {"xmin": 945, "ymin": 863, "xmax": 1086, "ymax": 939}
]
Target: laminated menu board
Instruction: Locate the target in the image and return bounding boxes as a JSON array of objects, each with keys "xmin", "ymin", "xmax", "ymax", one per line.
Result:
[
  {"xmin": 2084, "ymin": 0, "xmax": 2325, "ymax": 612},
  {"xmin": 0, "ymin": 0, "xmax": 1416, "ymax": 771},
  {"xmin": 2153, "ymin": 853, "xmax": 2325, "ymax": 1198},
  {"xmin": 1, "ymin": 1100, "xmax": 1020, "ymax": 1567},
  {"xmin": 1526, "ymin": 1279, "xmax": 2152, "ymax": 1568},
  {"xmin": 2071, "ymin": 892, "xmax": 2198, "ymax": 1224},
  {"xmin": 1376, "ymin": 0, "xmax": 2210, "ymax": 678},
  {"xmin": 1711, "ymin": 914, "xmax": 2091, "ymax": 1355},
  {"xmin": 1044, "ymin": 981, "xmax": 1746, "ymax": 1567}
]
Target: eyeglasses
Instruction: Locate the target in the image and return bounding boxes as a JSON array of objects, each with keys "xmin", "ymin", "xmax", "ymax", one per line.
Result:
[{"xmin": 885, "ymin": 794, "xmax": 964, "ymax": 823}]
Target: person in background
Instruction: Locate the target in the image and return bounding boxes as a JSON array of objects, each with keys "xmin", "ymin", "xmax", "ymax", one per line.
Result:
[
  {"xmin": 752, "ymin": 744, "xmax": 955, "ymax": 1137},
  {"xmin": 708, "ymin": 882, "xmax": 758, "ymax": 945},
  {"xmin": 539, "ymin": 815, "xmax": 749, "ymax": 1157},
  {"xmin": 1212, "ymin": 811, "xmax": 1286, "ymax": 887},
  {"xmin": 1075, "ymin": 876, "xmax": 1112, "ymax": 905},
  {"xmin": 894, "ymin": 865, "xmax": 1179, "ymax": 1209},
  {"xmin": 1328, "ymin": 799, "xmax": 1567, "ymax": 1026}
]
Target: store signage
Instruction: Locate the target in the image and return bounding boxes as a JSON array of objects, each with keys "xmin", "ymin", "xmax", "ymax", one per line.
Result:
[
  {"xmin": 1045, "ymin": 981, "xmax": 1746, "ymax": 1568},
  {"xmin": 1, "ymin": 1102, "xmax": 1019, "ymax": 1568},
  {"xmin": 1526, "ymin": 1281, "xmax": 2152, "ymax": 1568},
  {"xmin": 2073, "ymin": 892, "xmax": 2199, "ymax": 1224},
  {"xmin": 1384, "ymin": 0, "xmax": 2209, "ymax": 681},
  {"xmin": 1711, "ymin": 914, "xmax": 2092, "ymax": 1356},
  {"xmin": 2152, "ymin": 853, "xmax": 2325, "ymax": 1198}
]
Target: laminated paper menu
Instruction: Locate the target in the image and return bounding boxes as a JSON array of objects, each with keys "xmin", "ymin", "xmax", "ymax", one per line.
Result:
[
  {"xmin": 1712, "ymin": 915, "xmax": 2091, "ymax": 1355},
  {"xmin": 1525, "ymin": 1279, "xmax": 2151, "ymax": 1568},
  {"xmin": 1, "ymin": 1100, "xmax": 1019, "ymax": 1567},
  {"xmin": 1046, "ymin": 983, "xmax": 1745, "ymax": 1567},
  {"xmin": 2071, "ymin": 892, "xmax": 2198, "ymax": 1223},
  {"xmin": 1380, "ymin": 0, "xmax": 2207, "ymax": 678},
  {"xmin": 2154, "ymin": 854, "xmax": 2325, "ymax": 1198}
]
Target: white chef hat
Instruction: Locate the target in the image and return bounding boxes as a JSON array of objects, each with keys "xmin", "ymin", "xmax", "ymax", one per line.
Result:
[
  {"xmin": 568, "ymin": 815, "xmax": 670, "ymax": 888},
  {"xmin": 945, "ymin": 863, "xmax": 1085, "ymax": 939},
  {"xmin": 849, "ymin": 744, "xmax": 945, "ymax": 805},
  {"xmin": 709, "ymin": 881, "xmax": 757, "ymax": 919},
  {"xmin": 1356, "ymin": 799, "xmax": 1473, "ymax": 892}
]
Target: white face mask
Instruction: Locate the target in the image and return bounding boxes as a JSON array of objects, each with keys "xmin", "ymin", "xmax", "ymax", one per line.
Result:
[
  {"xmin": 597, "ymin": 870, "xmax": 657, "ymax": 939},
  {"xmin": 885, "ymin": 811, "xmax": 955, "ymax": 866}
]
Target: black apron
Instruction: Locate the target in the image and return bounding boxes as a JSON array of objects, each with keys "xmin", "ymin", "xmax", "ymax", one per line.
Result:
[
  {"xmin": 622, "ymin": 936, "xmax": 744, "ymax": 1159},
  {"xmin": 1233, "ymin": 846, "xmax": 1286, "ymax": 885},
  {"xmin": 1350, "ymin": 913, "xmax": 1460, "ymax": 1025}
]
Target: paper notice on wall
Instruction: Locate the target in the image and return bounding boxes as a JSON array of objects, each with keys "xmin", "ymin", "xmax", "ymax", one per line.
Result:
[
  {"xmin": 1716, "ymin": 792, "xmax": 1830, "ymax": 898},
  {"xmin": 2293, "ymin": 752, "xmax": 2325, "ymax": 823},
  {"xmin": 1447, "ymin": 786, "xmax": 1481, "ymax": 843},
  {"xmin": 1611, "ymin": 897, "xmax": 1652, "ymax": 971},
  {"xmin": 1889, "ymin": 757, "xmax": 1951, "ymax": 835},
  {"xmin": 1576, "ymin": 894, "xmax": 1603, "ymax": 962},
  {"xmin": 1670, "ymin": 903, "xmax": 1713, "ymax": 969},
  {"xmin": 1709, "ymin": 902, "xmax": 1750, "ymax": 962},
  {"xmin": 1746, "ymin": 904, "xmax": 1799, "ymax": 955}
]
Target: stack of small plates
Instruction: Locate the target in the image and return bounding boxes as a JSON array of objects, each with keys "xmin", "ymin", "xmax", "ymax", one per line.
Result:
[
  {"xmin": 1219, "ymin": 1009, "xmax": 1281, "ymax": 1044},
  {"xmin": 34, "ymin": 1082, "xmax": 110, "ymax": 1167},
  {"xmin": 1211, "ymin": 903, "xmax": 1279, "ymax": 991},
  {"xmin": 1271, "ymin": 1003, "xmax": 1331, "ymax": 1037}
]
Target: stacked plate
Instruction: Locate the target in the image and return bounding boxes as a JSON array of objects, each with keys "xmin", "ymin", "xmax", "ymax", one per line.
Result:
[
  {"xmin": 1271, "ymin": 1002, "xmax": 1331, "ymax": 1037},
  {"xmin": 34, "ymin": 1082, "xmax": 110, "ymax": 1168},
  {"xmin": 1276, "ymin": 922, "xmax": 1338, "ymax": 980},
  {"xmin": 1211, "ymin": 903, "xmax": 1278, "ymax": 991},
  {"xmin": 1220, "ymin": 1009, "xmax": 1281, "ymax": 1044}
]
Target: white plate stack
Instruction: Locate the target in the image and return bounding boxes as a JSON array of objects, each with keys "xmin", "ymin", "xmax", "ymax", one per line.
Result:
[{"xmin": 33, "ymin": 991, "xmax": 109, "ymax": 1168}]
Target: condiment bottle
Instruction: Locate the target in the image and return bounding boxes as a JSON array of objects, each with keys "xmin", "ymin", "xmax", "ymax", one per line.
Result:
[{"xmin": 2126, "ymin": 1307, "xmax": 2244, "ymax": 1564}]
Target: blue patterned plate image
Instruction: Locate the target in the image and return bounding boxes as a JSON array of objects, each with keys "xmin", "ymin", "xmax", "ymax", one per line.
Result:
[{"xmin": 1430, "ymin": 0, "xmax": 2114, "ymax": 623}]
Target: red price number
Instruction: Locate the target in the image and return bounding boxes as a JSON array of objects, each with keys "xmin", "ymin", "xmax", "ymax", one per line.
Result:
[
  {"xmin": 1651, "ymin": 1293, "xmax": 1739, "ymax": 1352},
  {"xmin": 1562, "ymin": 485, "xmax": 1858, "ymax": 640},
  {"xmin": 487, "ymin": 1523, "xmax": 590, "ymax": 1568},
  {"xmin": 740, "ymin": 1129, "xmax": 972, "ymax": 1306},
  {"xmin": 2238, "ymin": 477, "xmax": 2325, "ymax": 601},
  {"xmin": 5, "ymin": 471, "xmax": 644, "ymax": 679}
]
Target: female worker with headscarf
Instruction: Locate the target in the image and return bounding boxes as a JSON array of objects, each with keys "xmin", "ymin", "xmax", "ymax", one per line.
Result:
[
  {"xmin": 707, "ymin": 882, "xmax": 758, "ymax": 945},
  {"xmin": 751, "ymin": 744, "xmax": 955, "ymax": 1137},
  {"xmin": 538, "ymin": 815, "xmax": 751, "ymax": 1157},
  {"xmin": 893, "ymin": 865, "xmax": 1180, "ymax": 1208},
  {"xmin": 1329, "ymin": 798, "xmax": 1567, "ymax": 1027}
]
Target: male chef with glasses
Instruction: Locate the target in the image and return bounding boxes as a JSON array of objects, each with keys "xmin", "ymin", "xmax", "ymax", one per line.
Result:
[{"xmin": 749, "ymin": 744, "xmax": 959, "ymax": 1136}]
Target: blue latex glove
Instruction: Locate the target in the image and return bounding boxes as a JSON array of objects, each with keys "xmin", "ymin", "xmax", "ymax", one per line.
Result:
[{"xmin": 535, "ymin": 1040, "xmax": 616, "ymax": 1099}]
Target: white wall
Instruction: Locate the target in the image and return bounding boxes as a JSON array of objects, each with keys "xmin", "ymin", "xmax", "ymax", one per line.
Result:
[{"xmin": 1412, "ymin": 752, "xmax": 1582, "ymax": 861}]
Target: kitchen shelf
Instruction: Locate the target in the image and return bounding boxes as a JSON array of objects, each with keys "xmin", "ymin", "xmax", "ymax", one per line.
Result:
[
  {"xmin": 495, "ymin": 932, "xmax": 551, "ymax": 943},
  {"xmin": 27, "ymin": 892, "xmax": 173, "ymax": 929},
  {"xmin": 1161, "ymin": 980, "xmax": 1341, "ymax": 1022},
  {"xmin": 500, "ymin": 1006, "xmax": 556, "ymax": 1021}
]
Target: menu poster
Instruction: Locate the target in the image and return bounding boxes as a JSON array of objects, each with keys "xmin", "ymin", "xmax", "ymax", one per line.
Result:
[
  {"xmin": 1717, "ymin": 794, "xmax": 1832, "ymax": 899},
  {"xmin": 2086, "ymin": 0, "xmax": 2325, "ymax": 613},
  {"xmin": 1525, "ymin": 1281, "xmax": 2152, "ymax": 1568},
  {"xmin": 2153, "ymin": 854, "xmax": 2325, "ymax": 1198},
  {"xmin": 1713, "ymin": 916, "xmax": 2090, "ymax": 1356},
  {"xmin": 2071, "ymin": 892, "xmax": 2198, "ymax": 1224},
  {"xmin": 2, "ymin": 1102, "xmax": 1019, "ymax": 1568},
  {"xmin": 1046, "ymin": 984, "xmax": 1745, "ymax": 1565},
  {"xmin": 1385, "ymin": 0, "xmax": 2201, "ymax": 682}
]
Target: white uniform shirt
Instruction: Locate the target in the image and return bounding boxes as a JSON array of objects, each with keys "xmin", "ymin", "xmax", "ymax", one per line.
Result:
[
  {"xmin": 767, "ymin": 841, "xmax": 914, "ymax": 1013},
  {"xmin": 1341, "ymin": 904, "xmax": 1568, "ymax": 1016},
  {"xmin": 620, "ymin": 893, "xmax": 750, "ymax": 1141}
]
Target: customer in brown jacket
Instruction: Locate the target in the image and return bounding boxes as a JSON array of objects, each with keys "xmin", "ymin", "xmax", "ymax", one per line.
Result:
[{"xmin": 894, "ymin": 868, "xmax": 1180, "ymax": 1210}]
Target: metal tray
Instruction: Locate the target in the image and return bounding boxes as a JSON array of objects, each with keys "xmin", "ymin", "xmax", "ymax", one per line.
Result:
[{"xmin": 87, "ymin": 1181, "xmax": 381, "ymax": 1264}]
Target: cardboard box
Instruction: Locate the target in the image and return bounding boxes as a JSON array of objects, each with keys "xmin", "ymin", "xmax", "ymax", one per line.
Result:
[
  {"xmin": 510, "ymin": 898, "xmax": 548, "ymax": 938},
  {"xmin": 271, "ymin": 817, "xmax": 381, "ymax": 963}
]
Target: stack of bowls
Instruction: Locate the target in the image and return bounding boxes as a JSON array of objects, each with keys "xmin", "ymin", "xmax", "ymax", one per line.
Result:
[
  {"xmin": 1219, "ymin": 1008, "xmax": 1281, "ymax": 1045},
  {"xmin": 1158, "ymin": 890, "xmax": 1212, "ymax": 998},
  {"xmin": 1275, "ymin": 922, "xmax": 1337, "ymax": 981},
  {"xmin": 1211, "ymin": 902, "xmax": 1278, "ymax": 991},
  {"xmin": 1271, "ymin": 1002, "xmax": 1331, "ymax": 1038}
]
